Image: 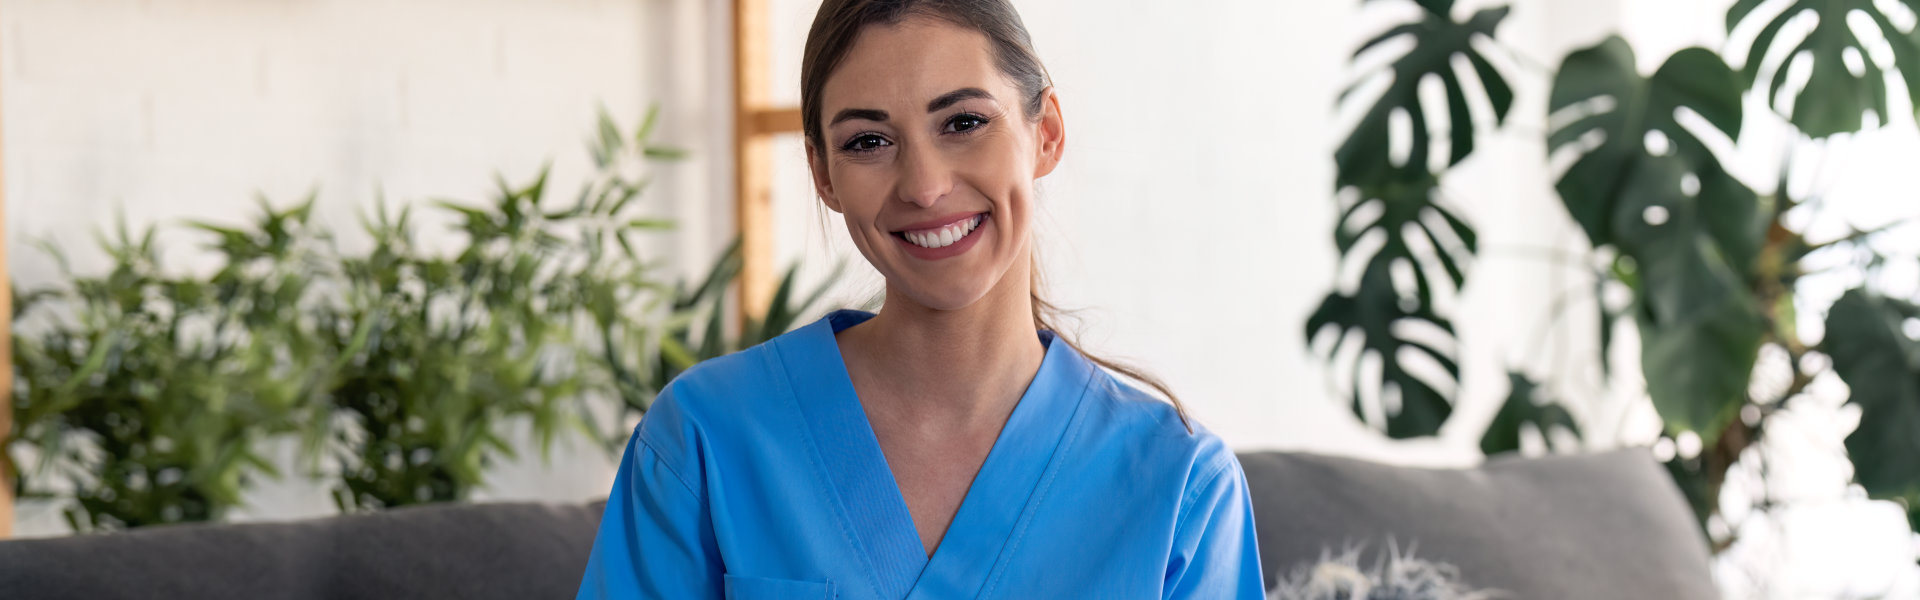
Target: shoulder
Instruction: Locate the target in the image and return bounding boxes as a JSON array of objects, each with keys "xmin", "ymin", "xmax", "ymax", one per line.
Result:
[
  {"xmin": 646, "ymin": 312, "xmax": 844, "ymax": 422},
  {"xmin": 632, "ymin": 337, "xmax": 792, "ymax": 473},
  {"xmin": 655, "ymin": 343, "xmax": 782, "ymax": 414},
  {"xmin": 1075, "ymin": 370, "xmax": 1239, "ymax": 492}
]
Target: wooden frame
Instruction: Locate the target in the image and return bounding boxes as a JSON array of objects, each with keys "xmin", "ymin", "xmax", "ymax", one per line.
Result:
[{"xmin": 732, "ymin": 0, "xmax": 802, "ymax": 327}]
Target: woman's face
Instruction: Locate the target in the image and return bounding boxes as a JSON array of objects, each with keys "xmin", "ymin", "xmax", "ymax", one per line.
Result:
[{"xmin": 808, "ymin": 17, "xmax": 1064, "ymax": 313}]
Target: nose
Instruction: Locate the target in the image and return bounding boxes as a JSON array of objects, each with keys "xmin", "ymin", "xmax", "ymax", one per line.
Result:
[{"xmin": 894, "ymin": 140, "xmax": 952, "ymax": 209}]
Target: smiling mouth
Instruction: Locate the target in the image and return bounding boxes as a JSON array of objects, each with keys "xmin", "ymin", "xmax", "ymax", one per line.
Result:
[{"xmin": 894, "ymin": 214, "xmax": 987, "ymax": 249}]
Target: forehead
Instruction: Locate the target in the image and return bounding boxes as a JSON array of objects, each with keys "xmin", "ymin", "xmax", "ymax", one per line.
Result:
[{"xmin": 821, "ymin": 17, "xmax": 1009, "ymax": 112}]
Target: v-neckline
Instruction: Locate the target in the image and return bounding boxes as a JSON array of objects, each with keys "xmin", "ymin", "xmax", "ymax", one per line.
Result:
[{"xmin": 772, "ymin": 310, "xmax": 1098, "ymax": 600}]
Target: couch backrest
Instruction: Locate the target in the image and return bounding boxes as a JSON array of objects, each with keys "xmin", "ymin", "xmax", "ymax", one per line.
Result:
[
  {"xmin": 1241, "ymin": 448, "xmax": 1718, "ymax": 599},
  {"xmin": 2, "ymin": 449, "xmax": 1717, "ymax": 599},
  {"xmin": 0, "ymin": 500, "xmax": 605, "ymax": 600}
]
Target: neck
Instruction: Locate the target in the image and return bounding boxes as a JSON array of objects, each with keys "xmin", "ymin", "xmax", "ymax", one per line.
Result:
[{"xmin": 839, "ymin": 257, "xmax": 1047, "ymax": 426}]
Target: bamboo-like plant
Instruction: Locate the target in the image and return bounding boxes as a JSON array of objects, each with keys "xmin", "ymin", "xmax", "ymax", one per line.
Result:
[
  {"xmin": 312, "ymin": 107, "xmax": 685, "ymax": 510},
  {"xmin": 6, "ymin": 107, "xmax": 746, "ymax": 524},
  {"xmin": 8, "ymin": 211, "xmax": 311, "ymax": 530},
  {"xmin": 1313, "ymin": 0, "xmax": 1920, "ymax": 546}
]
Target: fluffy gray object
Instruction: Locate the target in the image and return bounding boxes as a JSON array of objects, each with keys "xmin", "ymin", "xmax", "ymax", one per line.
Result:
[{"xmin": 1267, "ymin": 541, "xmax": 1504, "ymax": 600}]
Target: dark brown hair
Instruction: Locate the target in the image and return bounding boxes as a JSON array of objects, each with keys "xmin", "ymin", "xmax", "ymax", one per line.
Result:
[{"xmin": 801, "ymin": 0, "xmax": 1192, "ymax": 431}]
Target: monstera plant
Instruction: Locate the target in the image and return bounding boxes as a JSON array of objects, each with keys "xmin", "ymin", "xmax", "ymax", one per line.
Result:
[{"xmin": 1313, "ymin": 0, "xmax": 1920, "ymax": 546}]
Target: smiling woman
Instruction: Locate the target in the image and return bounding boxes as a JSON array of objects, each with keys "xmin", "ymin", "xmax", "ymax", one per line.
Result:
[{"xmin": 575, "ymin": 1, "xmax": 1265, "ymax": 598}]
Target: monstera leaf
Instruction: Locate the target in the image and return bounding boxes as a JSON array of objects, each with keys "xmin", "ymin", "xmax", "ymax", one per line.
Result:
[
  {"xmin": 1309, "ymin": 177, "xmax": 1472, "ymax": 438},
  {"xmin": 1548, "ymin": 37, "xmax": 1766, "ymax": 444},
  {"xmin": 1823, "ymin": 289, "xmax": 1920, "ymax": 531},
  {"xmin": 1481, "ymin": 372, "xmax": 1583, "ymax": 456},
  {"xmin": 1314, "ymin": 0, "xmax": 1506, "ymax": 439},
  {"xmin": 1337, "ymin": 0, "xmax": 1514, "ymax": 187},
  {"xmin": 1728, "ymin": 0, "xmax": 1920, "ymax": 138}
]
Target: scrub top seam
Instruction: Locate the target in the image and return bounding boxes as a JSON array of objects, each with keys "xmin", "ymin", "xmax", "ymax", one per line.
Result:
[
  {"xmin": 1178, "ymin": 456, "xmax": 1235, "ymax": 521},
  {"xmin": 634, "ymin": 436, "xmax": 702, "ymax": 501},
  {"xmin": 766, "ymin": 336, "xmax": 892, "ymax": 600},
  {"xmin": 974, "ymin": 357, "xmax": 1100, "ymax": 600},
  {"xmin": 1164, "ymin": 457, "xmax": 1238, "ymax": 593}
]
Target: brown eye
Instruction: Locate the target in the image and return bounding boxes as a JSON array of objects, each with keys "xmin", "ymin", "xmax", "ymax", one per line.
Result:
[
  {"xmin": 842, "ymin": 134, "xmax": 890, "ymax": 152},
  {"xmin": 947, "ymin": 114, "xmax": 988, "ymax": 133}
]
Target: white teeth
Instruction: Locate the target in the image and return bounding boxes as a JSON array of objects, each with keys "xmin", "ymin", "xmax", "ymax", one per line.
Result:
[{"xmin": 903, "ymin": 214, "xmax": 985, "ymax": 249}]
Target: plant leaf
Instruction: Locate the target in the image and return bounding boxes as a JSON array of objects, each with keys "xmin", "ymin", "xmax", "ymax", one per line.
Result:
[
  {"xmin": 1337, "ymin": 4, "xmax": 1513, "ymax": 188},
  {"xmin": 643, "ymin": 146, "xmax": 689, "ymax": 161},
  {"xmin": 624, "ymin": 219, "xmax": 676, "ymax": 231},
  {"xmin": 636, "ymin": 104, "xmax": 662, "ymax": 146},
  {"xmin": 1480, "ymin": 372, "xmax": 1583, "ymax": 456},
  {"xmin": 1728, "ymin": 0, "xmax": 1920, "ymax": 137},
  {"xmin": 1822, "ymin": 288, "xmax": 1920, "ymax": 531},
  {"xmin": 1549, "ymin": 37, "xmax": 1764, "ymax": 442},
  {"xmin": 1311, "ymin": 176, "xmax": 1469, "ymax": 439},
  {"xmin": 1307, "ymin": 268, "xmax": 1459, "ymax": 437}
]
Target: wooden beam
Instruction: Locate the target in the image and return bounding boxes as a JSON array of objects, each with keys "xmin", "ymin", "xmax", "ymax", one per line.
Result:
[
  {"xmin": 729, "ymin": 1, "xmax": 804, "ymax": 331},
  {"xmin": 732, "ymin": 0, "xmax": 776, "ymax": 329},
  {"xmin": 745, "ymin": 107, "xmax": 802, "ymax": 137}
]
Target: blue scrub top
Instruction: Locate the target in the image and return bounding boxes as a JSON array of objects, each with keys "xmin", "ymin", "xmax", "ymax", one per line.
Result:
[{"xmin": 577, "ymin": 310, "xmax": 1264, "ymax": 599}]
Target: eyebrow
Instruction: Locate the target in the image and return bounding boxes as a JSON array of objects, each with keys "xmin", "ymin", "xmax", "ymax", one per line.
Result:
[
  {"xmin": 829, "ymin": 108, "xmax": 889, "ymax": 127},
  {"xmin": 827, "ymin": 88, "xmax": 997, "ymax": 127},
  {"xmin": 927, "ymin": 87, "xmax": 994, "ymax": 112}
]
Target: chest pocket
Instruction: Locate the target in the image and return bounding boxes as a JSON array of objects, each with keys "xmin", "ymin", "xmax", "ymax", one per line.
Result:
[{"xmin": 722, "ymin": 574, "xmax": 835, "ymax": 599}]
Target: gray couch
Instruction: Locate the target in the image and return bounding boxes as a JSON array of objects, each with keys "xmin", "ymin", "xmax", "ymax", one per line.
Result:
[{"xmin": 0, "ymin": 449, "xmax": 1716, "ymax": 599}]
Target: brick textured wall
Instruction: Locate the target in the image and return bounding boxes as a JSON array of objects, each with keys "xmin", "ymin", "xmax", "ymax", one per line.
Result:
[{"xmin": 3, "ymin": 0, "xmax": 728, "ymax": 286}]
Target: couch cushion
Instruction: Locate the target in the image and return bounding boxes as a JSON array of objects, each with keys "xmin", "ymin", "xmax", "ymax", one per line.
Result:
[
  {"xmin": 1240, "ymin": 448, "xmax": 1717, "ymax": 599},
  {"xmin": 0, "ymin": 500, "xmax": 606, "ymax": 600}
]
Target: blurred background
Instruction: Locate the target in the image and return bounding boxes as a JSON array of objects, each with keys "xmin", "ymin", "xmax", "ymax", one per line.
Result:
[{"xmin": 3, "ymin": 0, "xmax": 1918, "ymax": 597}]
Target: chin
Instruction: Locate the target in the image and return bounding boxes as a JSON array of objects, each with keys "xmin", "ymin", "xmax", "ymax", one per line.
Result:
[{"xmin": 895, "ymin": 275, "xmax": 1001, "ymax": 312}]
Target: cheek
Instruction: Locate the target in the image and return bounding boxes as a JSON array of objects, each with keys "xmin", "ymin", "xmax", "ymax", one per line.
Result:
[
  {"xmin": 826, "ymin": 164, "xmax": 889, "ymax": 219},
  {"xmin": 824, "ymin": 165, "xmax": 897, "ymax": 258},
  {"xmin": 957, "ymin": 139, "xmax": 1038, "ymax": 219}
]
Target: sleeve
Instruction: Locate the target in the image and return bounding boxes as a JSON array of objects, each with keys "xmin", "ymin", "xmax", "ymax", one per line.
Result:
[
  {"xmin": 1163, "ymin": 456, "xmax": 1266, "ymax": 599},
  {"xmin": 575, "ymin": 424, "xmax": 725, "ymax": 599}
]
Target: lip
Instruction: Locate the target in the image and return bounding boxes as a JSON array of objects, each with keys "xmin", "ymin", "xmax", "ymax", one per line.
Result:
[
  {"xmin": 893, "ymin": 213, "xmax": 989, "ymax": 261},
  {"xmin": 891, "ymin": 211, "xmax": 988, "ymax": 233}
]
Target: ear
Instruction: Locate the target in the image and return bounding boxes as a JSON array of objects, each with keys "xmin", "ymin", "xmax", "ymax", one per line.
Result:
[
  {"xmin": 1032, "ymin": 87, "xmax": 1066, "ymax": 178},
  {"xmin": 806, "ymin": 141, "xmax": 844, "ymax": 214}
]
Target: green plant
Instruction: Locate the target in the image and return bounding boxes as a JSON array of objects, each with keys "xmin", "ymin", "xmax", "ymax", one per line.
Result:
[
  {"xmin": 8, "ymin": 106, "xmax": 715, "ymax": 523},
  {"xmin": 1309, "ymin": 0, "xmax": 1510, "ymax": 438},
  {"xmin": 1314, "ymin": 0, "xmax": 1920, "ymax": 545},
  {"xmin": 314, "ymin": 107, "xmax": 683, "ymax": 510},
  {"xmin": 8, "ymin": 213, "xmax": 309, "ymax": 530},
  {"xmin": 314, "ymin": 188, "xmax": 590, "ymax": 510}
]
